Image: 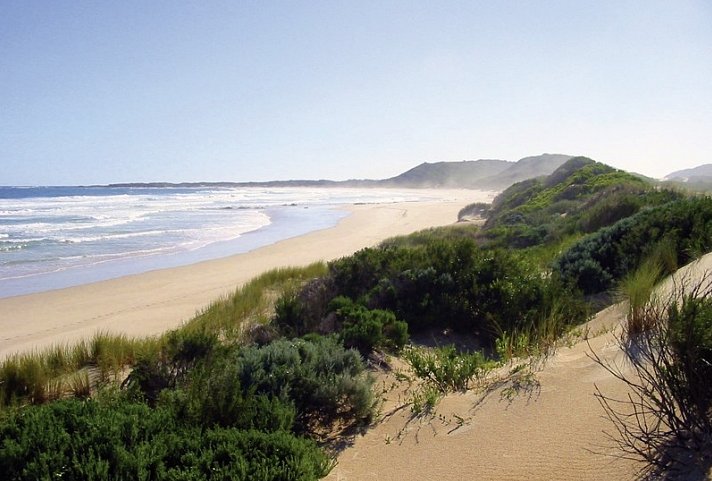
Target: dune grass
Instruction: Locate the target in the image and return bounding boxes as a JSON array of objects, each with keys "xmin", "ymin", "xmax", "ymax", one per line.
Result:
[
  {"xmin": 0, "ymin": 262, "xmax": 327, "ymax": 409},
  {"xmin": 185, "ymin": 263, "xmax": 327, "ymax": 339},
  {"xmin": 616, "ymin": 242, "xmax": 677, "ymax": 335},
  {"xmin": 0, "ymin": 332, "xmax": 158, "ymax": 406}
]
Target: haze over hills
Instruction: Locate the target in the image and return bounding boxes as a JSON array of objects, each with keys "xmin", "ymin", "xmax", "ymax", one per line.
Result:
[
  {"xmin": 473, "ymin": 153, "xmax": 573, "ymax": 189},
  {"xmin": 108, "ymin": 153, "xmax": 574, "ymax": 191},
  {"xmin": 379, "ymin": 159, "xmax": 510, "ymax": 188},
  {"xmin": 665, "ymin": 164, "xmax": 712, "ymax": 181}
]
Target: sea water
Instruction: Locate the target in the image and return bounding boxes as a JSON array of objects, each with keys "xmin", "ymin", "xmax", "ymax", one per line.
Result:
[{"xmin": 0, "ymin": 186, "xmax": 447, "ymax": 298}]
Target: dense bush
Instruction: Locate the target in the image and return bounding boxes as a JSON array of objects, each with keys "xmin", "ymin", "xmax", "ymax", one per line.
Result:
[
  {"xmin": 457, "ymin": 202, "xmax": 490, "ymax": 221},
  {"xmin": 276, "ymin": 237, "xmax": 587, "ymax": 347},
  {"xmin": 159, "ymin": 376, "xmax": 297, "ymax": 434},
  {"xmin": 555, "ymin": 197, "xmax": 712, "ymax": 294},
  {"xmin": 343, "ymin": 239, "xmax": 584, "ymax": 339},
  {"xmin": 122, "ymin": 328, "xmax": 219, "ymax": 405},
  {"xmin": 330, "ymin": 296, "xmax": 408, "ymax": 354},
  {"xmin": 0, "ymin": 396, "xmax": 332, "ymax": 481},
  {"xmin": 198, "ymin": 336, "xmax": 375, "ymax": 434}
]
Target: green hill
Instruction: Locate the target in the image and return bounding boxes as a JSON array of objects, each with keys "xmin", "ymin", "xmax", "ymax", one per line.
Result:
[{"xmin": 476, "ymin": 157, "xmax": 681, "ymax": 248}]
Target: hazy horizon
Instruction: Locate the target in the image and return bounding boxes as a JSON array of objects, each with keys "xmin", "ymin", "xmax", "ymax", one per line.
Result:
[
  {"xmin": 0, "ymin": 153, "xmax": 681, "ymax": 187},
  {"xmin": 2, "ymin": 2, "xmax": 710, "ymax": 185}
]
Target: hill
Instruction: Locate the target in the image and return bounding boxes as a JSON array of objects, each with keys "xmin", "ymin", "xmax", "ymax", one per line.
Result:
[
  {"xmin": 108, "ymin": 154, "xmax": 574, "ymax": 191},
  {"xmin": 665, "ymin": 163, "xmax": 712, "ymax": 181},
  {"xmin": 473, "ymin": 153, "xmax": 573, "ymax": 189},
  {"xmin": 380, "ymin": 159, "xmax": 509, "ymax": 188},
  {"xmin": 475, "ymin": 157, "xmax": 681, "ymax": 248},
  {"xmin": 663, "ymin": 163, "xmax": 712, "ymax": 192},
  {"xmin": 381, "ymin": 154, "xmax": 573, "ymax": 189}
]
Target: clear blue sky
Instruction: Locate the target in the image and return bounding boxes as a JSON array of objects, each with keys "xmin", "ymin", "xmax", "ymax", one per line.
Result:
[{"xmin": 2, "ymin": 1, "xmax": 711, "ymax": 185}]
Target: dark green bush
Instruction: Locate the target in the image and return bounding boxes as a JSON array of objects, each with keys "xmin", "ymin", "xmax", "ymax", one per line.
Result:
[
  {"xmin": 0, "ymin": 397, "xmax": 332, "ymax": 481},
  {"xmin": 122, "ymin": 329, "xmax": 219, "ymax": 405},
  {"xmin": 159, "ymin": 374, "xmax": 296, "ymax": 433},
  {"xmin": 457, "ymin": 202, "xmax": 490, "ymax": 220},
  {"xmin": 273, "ymin": 277, "xmax": 337, "ymax": 337},
  {"xmin": 555, "ymin": 197, "xmax": 712, "ymax": 294},
  {"xmin": 330, "ymin": 297, "xmax": 408, "ymax": 354},
  {"xmin": 280, "ymin": 238, "xmax": 586, "ymax": 347}
]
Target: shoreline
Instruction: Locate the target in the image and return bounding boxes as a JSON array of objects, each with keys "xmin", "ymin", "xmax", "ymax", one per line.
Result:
[{"xmin": 0, "ymin": 195, "xmax": 487, "ymax": 358}]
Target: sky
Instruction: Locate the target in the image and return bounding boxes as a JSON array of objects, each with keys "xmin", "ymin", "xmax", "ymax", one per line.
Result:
[{"xmin": 1, "ymin": 1, "xmax": 711, "ymax": 185}]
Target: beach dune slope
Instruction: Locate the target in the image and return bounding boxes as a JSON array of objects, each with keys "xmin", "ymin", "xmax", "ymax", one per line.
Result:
[{"xmin": 327, "ymin": 253, "xmax": 712, "ymax": 481}]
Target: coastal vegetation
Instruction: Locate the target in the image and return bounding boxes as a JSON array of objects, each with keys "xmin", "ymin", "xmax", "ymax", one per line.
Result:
[
  {"xmin": 2, "ymin": 157, "xmax": 712, "ymax": 478},
  {"xmin": 592, "ymin": 277, "xmax": 712, "ymax": 476}
]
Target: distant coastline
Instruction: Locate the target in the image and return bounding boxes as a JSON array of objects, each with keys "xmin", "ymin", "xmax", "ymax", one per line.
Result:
[{"xmin": 103, "ymin": 179, "xmax": 381, "ymax": 189}]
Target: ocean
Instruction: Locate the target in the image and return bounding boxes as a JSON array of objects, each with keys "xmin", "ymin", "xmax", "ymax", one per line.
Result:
[{"xmin": 0, "ymin": 186, "xmax": 451, "ymax": 298}]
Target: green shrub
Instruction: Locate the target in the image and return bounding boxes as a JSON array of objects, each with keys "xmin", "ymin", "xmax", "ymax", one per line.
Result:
[
  {"xmin": 0, "ymin": 397, "xmax": 332, "ymax": 481},
  {"xmin": 282, "ymin": 237, "xmax": 587, "ymax": 348},
  {"xmin": 201, "ymin": 337, "xmax": 375, "ymax": 434},
  {"xmin": 273, "ymin": 276, "xmax": 338, "ymax": 338},
  {"xmin": 457, "ymin": 202, "xmax": 490, "ymax": 221},
  {"xmin": 555, "ymin": 197, "xmax": 712, "ymax": 294},
  {"xmin": 403, "ymin": 345, "xmax": 494, "ymax": 392},
  {"xmin": 122, "ymin": 329, "xmax": 219, "ymax": 405},
  {"xmin": 330, "ymin": 297, "xmax": 408, "ymax": 354},
  {"xmin": 668, "ymin": 295, "xmax": 712, "ymax": 417},
  {"xmin": 159, "ymin": 380, "xmax": 296, "ymax": 433}
]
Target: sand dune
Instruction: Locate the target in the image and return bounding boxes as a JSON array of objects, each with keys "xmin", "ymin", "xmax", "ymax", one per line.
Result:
[
  {"xmin": 327, "ymin": 305, "xmax": 640, "ymax": 481},
  {"xmin": 326, "ymin": 253, "xmax": 712, "ymax": 481}
]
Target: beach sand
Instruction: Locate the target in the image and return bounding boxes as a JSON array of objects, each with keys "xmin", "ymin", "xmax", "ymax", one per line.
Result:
[{"xmin": 0, "ymin": 193, "xmax": 488, "ymax": 357}]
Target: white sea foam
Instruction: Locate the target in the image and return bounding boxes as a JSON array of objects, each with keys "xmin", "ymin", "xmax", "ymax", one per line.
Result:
[{"xmin": 0, "ymin": 186, "xmax": 466, "ymax": 296}]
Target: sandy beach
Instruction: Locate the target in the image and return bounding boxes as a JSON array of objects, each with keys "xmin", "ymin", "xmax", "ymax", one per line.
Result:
[{"xmin": 0, "ymin": 193, "xmax": 488, "ymax": 357}]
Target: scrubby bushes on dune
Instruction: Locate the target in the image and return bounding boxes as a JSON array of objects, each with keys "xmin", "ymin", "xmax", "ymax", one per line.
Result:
[
  {"xmin": 4, "ymin": 157, "xmax": 711, "ymax": 479},
  {"xmin": 1, "ymin": 335, "xmax": 373, "ymax": 480},
  {"xmin": 555, "ymin": 197, "xmax": 712, "ymax": 295},
  {"xmin": 0, "ymin": 394, "xmax": 332, "ymax": 481},
  {"xmin": 125, "ymin": 335, "xmax": 375, "ymax": 436},
  {"xmin": 275, "ymin": 237, "xmax": 588, "ymax": 352},
  {"xmin": 479, "ymin": 157, "xmax": 682, "ymax": 249}
]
